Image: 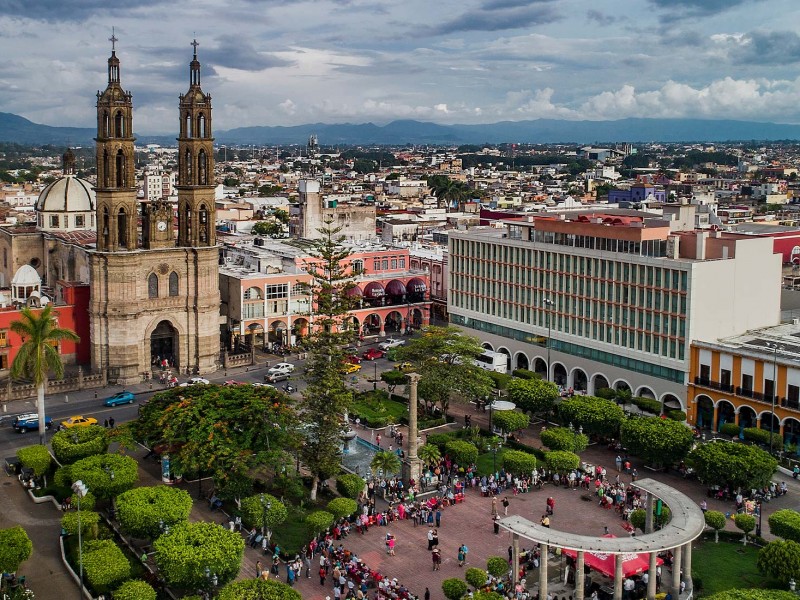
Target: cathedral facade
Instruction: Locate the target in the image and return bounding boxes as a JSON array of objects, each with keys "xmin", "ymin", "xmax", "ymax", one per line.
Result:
[{"xmin": 89, "ymin": 41, "xmax": 220, "ymax": 384}]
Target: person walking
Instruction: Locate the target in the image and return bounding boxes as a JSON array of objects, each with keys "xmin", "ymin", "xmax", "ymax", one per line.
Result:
[
  {"xmin": 631, "ymin": 468, "xmax": 638, "ymax": 482},
  {"xmin": 424, "ymin": 588, "xmax": 431, "ymax": 600},
  {"xmin": 387, "ymin": 534, "xmax": 396, "ymax": 556},
  {"xmin": 319, "ymin": 565, "xmax": 327, "ymax": 586},
  {"xmin": 546, "ymin": 496, "xmax": 555, "ymax": 515},
  {"xmin": 256, "ymin": 560, "xmax": 263, "ymax": 578},
  {"xmin": 493, "ymin": 515, "xmax": 500, "ymax": 534},
  {"xmin": 435, "ymin": 508, "xmax": 442, "ymax": 528},
  {"xmin": 502, "ymin": 496, "xmax": 510, "ymax": 516},
  {"xmin": 458, "ymin": 543, "xmax": 468, "ymax": 567},
  {"xmin": 432, "ymin": 548, "xmax": 441, "ymax": 570},
  {"xmin": 427, "ymin": 528, "xmax": 435, "ymax": 551},
  {"xmin": 109, "ymin": 417, "xmax": 115, "ymax": 429},
  {"xmin": 491, "ymin": 496, "xmax": 498, "ymax": 517},
  {"xmin": 432, "ymin": 528, "xmax": 439, "ymax": 548}
]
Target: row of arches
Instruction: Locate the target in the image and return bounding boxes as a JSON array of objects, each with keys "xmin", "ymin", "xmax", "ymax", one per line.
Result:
[
  {"xmin": 480, "ymin": 342, "xmax": 683, "ymax": 411},
  {"xmin": 100, "ymin": 110, "xmax": 129, "ymax": 139},
  {"xmin": 181, "ymin": 111, "xmax": 209, "ymax": 139},
  {"xmin": 345, "ymin": 278, "xmax": 428, "ymax": 307},
  {"xmin": 694, "ymin": 395, "xmax": 800, "ymax": 439},
  {"xmin": 181, "ymin": 148, "xmax": 210, "ymax": 186},
  {"xmin": 101, "ymin": 149, "xmax": 130, "ymax": 189}
]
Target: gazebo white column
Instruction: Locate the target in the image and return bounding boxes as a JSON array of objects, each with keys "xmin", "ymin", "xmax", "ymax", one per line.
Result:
[
  {"xmin": 538, "ymin": 543, "xmax": 548, "ymax": 598},
  {"xmin": 682, "ymin": 542, "xmax": 692, "ymax": 590},
  {"xmin": 671, "ymin": 545, "xmax": 683, "ymax": 598},
  {"xmin": 614, "ymin": 553, "xmax": 624, "ymax": 600},
  {"xmin": 512, "ymin": 534, "xmax": 520, "ymax": 586},
  {"xmin": 575, "ymin": 551, "xmax": 585, "ymax": 600},
  {"xmin": 647, "ymin": 551, "xmax": 658, "ymax": 599}
]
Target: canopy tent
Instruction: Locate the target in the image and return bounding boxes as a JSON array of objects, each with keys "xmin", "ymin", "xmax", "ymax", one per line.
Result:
[{"xmin": 562, "ymin": 535, "xmax": 663, "ymax": 578}]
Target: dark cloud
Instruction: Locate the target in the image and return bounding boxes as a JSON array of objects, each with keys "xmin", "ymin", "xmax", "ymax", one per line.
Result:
[
  {"xmin": 203, "ymin": 35, "xmax": 293, "ymax": 71},
  {"xmin": 586, "ymin": 10, "xmax": 616, "ymax": 26},
  {"xmin": 1, "ymin": 0, "xmax": 163, "ymax": 21},
  {"xmin": 429, "ymin": 4, "xmax": 561, "ymax": 35},
  {"xmin": 480, "ymin": 0, "xmax": 552, "ymax": 10},
  {"xmin": 732, "ymin": 30, "xmax": 800, "ymax": 65},
  {"xmin": 648, "ymin": 0, "xmax": 764, "ymax": 21}
]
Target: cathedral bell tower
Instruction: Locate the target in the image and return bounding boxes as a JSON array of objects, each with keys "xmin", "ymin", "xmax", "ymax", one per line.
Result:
[
  {"xmin": 94, "ymin": 31, "xmax": 138, "ymax": 252},
  {"xmin": 176, "ymin": 40, "xmax": 216, "ymax": 247}
]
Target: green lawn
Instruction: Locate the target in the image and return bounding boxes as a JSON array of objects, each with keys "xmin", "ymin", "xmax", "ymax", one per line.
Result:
[
  {"xmin": 476, "ymin": 448, "xmax": 509, "ymax": 476},
  {"xmin": 693, "ymin": 536, "xmax": 783, "ymax": 597},
  {"xmin": 271, "ymin": 506, "xmax": 312, "ymax": 558},
  {"xmin": 350, "ymin": 395, "xmax": 407, "ymax": 427}
]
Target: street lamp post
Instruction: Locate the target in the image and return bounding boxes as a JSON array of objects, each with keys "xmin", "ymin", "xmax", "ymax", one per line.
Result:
[
  {"xmin": 71, "ymin": 480, "xmax": 89, "ymax": 600},
  {"xmin": 373, "ymin": 361, "xmax": 378, "ymax": 392},
  {"xmin": 766, "ymin": 342, "xmax": 784, "ymax": 455},
  {"xmin": 486, "ymin": 395, "xmax": 493, "ymax": 436},
  {"xmin": 756, "ymin": 500, "xmax": 763, "ymax": 538},
  {"xmin": 543, "ymin": 298, "xmax": 554, "ymax": 382}
]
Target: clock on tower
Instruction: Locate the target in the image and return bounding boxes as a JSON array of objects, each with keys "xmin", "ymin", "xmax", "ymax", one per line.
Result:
[{"xmin": 142, "ymin": 199, "xmax": 174, "ymax": 249}]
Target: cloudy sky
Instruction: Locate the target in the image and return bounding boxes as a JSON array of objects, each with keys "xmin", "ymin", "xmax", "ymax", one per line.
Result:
[{"xmin": 1, "ymin": 0, "xmax": 799, "ymax": 133}]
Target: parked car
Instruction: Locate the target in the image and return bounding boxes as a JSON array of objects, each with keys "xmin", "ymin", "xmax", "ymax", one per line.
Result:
[
  {"xmin": 12, "ymin": 413, "xmax": 52, "ymax": 433},
  {"xmin": 103, "ymin": 391, "xmax": 135, "ymax": 406},
  {"xmin": 265, "ymin": 372, "xmax": 291, "ymax": 383},
  {"xmin": 223, "ymin": 380, "xmax": 245, "ymax": 386},
  {"xmin": 346, "ymin": 355, "xmax": 362, "ymax": 365},
  {"xmin": 343, "ymin": 363, "xmax": 362, "ymax": 374},
  {"xmin": 252, "ymin": 382, "xmax": 275, "ymax": 389},
  {"xmin": 395, "ymin": 362, "xmax": 414, "ymax": 373},
  {"xmin": 379, "ymin": 338, "xmax": 405, "ymax": 351},
  {"xmin": 60, "ymin": 415, "xmax": 99, "ymax": 429},
  {"xmin": 268, "ymin": 363, "xmax": 295, "ymax": 376},
  {"xmin": 361, "ymin": 348, "xmax": 386, "ymax": 361}
]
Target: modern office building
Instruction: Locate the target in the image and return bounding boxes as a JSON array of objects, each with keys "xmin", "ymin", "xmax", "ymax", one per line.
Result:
[{"xmin": 448, "ymin": 212, "xmax": 781, "ymax": 411}]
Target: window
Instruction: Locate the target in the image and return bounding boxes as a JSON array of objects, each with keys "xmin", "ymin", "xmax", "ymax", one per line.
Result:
[
  {"xmin": 720, "ymin": 369, "xmax": 731, "ymax": 390},
  {"xmin": 169, "ymin": 272, "xmax": 179, "ymax": 297},
  {"xmin": 244, "ymin": 286, "xmax": 262, "ymax": 300},
  {"xmin": 399, "ymin": 258, "xmax": 406, "ymax": 269},
  {"xmin": 0, "ymin": 330, "xmax": 7, "ymax": 348},
  {"xmin": 741, "ymin": 374, "xmax": 753, "ymax": 394},
  {"xmin": 50, "ymin": 215, "xmax": 59, "ymax": 228},
  {"xmin": 75, "ymin": 215, "xmax": 85, "ymax": 228},
  {"xmin": 381, "ymin": 259, "xmax": 388, "ymax": 270},
  {"xmin": 148, "ymin": 273, "xmax": 158, "ymax": 299},
  {"xmin": 391, "ymin": 259, "xmax": 398, "ymax": 269},
  {"xmin": 266, "ymin": 284, "xmax": 288, "ymax": 299},
  {"xmin": 291, "ymin": 283, "xmax": 307, "ymax": 296},
  {"xmin": 352, "ymin": 259, "xmax": 364, "ymax": 274}
]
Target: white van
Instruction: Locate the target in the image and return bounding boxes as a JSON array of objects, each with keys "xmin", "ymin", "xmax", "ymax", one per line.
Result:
[{"xmin": 474, "ymin": 350, "xmax": 508, "ymax": 374}]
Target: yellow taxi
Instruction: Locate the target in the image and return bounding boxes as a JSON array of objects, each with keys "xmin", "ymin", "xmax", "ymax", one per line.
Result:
[
  {"xmin": 343, "ymin": 363, "xmax": 362, "ymax": 374},
  {"xmin": 395, "ymin": 362, "xmax": 414, "ymax": 373},
  {"xmin": 60, "ymin": 415, "xmax": 99, "ymax": 429}
]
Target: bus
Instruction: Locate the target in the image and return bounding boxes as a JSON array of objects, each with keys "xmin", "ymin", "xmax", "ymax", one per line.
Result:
[{"xmin": 475, "ymin": 350, "xmax": 508, "ymax": 374}]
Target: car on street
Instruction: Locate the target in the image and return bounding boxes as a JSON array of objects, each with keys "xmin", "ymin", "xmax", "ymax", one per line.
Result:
[
  {"xmin": 265, "ymin": 372, "xmax": 291, "ymax": 383},
  {"xmin": 178, "ymin": 377, "xmax": 210, "ymax": 387},
  {"xmin": 223, "ymin": 380, "xmax": 245, "ymax": 386},
  {"xmin": 103, "ymin": 391, "xmax": 135, "ymax": 406},
  {"xmin": 252, "ymin": 382, "xmax": 275, "ymax": 389},
  {"xmin": 12, "ymin": 413, "xmax": 52, "ymax": 433},
  {"xmin": 361, "ymin": 348, "xmax": 386, "ymax": 361},
  {"xmin": 379, "ymin": 338, "xmax": 405, "ymax": 351},
  {"xmin": 395, "ymin": 362, "xmax": 414, "ymax": 373},
  {"xmin": 343, "ymin": 363, "xmax": 362, "ymax": 374},
  {"xmin": 268, "ymin": 363, "xmax": 295, "ymax": 376},
  {"xmin": 60, "ymin": 415, "xmax": 99, "ymax": 429}
]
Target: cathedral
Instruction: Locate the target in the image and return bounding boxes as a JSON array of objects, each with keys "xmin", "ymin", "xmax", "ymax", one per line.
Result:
[{"xmin": 0, "ymin": 40, "xmax": 221, "ymax": 385}]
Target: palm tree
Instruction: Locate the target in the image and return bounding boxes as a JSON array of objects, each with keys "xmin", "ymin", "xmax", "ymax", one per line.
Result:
[
  {"xmin": 417, "ymin": 443, "xmax": 441, "ymax": 468},
  {"xmin": 370, "ymin": 450, "xmax": 401, "ymax": 478},
  {"xmin": 428, "ymin": 176, "xmax": 471, "ymax": 211},
  {"xmin": 11, "ymin": 305, "xmax": 79, "ymax": 444}
]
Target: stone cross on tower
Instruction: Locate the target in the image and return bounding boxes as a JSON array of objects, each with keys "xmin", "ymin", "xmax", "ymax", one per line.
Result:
[{"xmin": 109, "ymin": 27, "xmax": 118, "ymax": 51}]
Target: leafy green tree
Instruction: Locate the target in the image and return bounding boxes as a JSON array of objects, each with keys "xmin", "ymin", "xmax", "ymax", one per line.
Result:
[
  {"xmin": 293, "ymin": 220, "xmax": 358, "ymax": 501},
  {"xmin": 0, "ymin": 527, "xmax": 32, "ymax": 573},
  {"xmin": 418, "ymin": 443, "xmax": 442, "ymax": 468},
  {"xmin": 116, "ymin": 486, "xmax": 193, "ymax": 539},
  {"xmin": 133, "ymin": 384, "xmax": 295, "ymax": 498},
  {"xmin": 113, "ymin": 580, "xmax": 157, "ymax": 600},
  {"xmin": 61, "ymin": 510, "xmax": 100, "ymax": 538},
  {"xmin": 81, "ymin": 539, "xmax": 131, "ymax": 592},
  {"xmin": 758, "ymin": 540, "xmax": 800, "ymax": 582},
  {"xmin": 545, "ymin": 450, "xmax": 580, "ymax": 474},
  {"xmin": 240, "ymin": 494, "xmax": 287, "ymax": 541},
  {"xmin": 706, "ymin": 591, "xmax": 797, "ymax": 600},
  {"xmin": 305, "ymin": 511, "xmax": 335, "ymax": 536},
  {"xmin": 630, "ymin": 506, "xmax": 672, "ymax": 532},
  {"xmin": 735, "ymin": 513, "xmax": 756, "ymax": 544},
  {"xmin": 381, "ymin": 370, "xmax": 408, "ymax": 394},
  {"xmin": 769, "ymin": 510, "xmax": 800, "ymax": 543},
  {"xmin": 705, "ymin": 510, "xmax": 727, "ymax": 543},
  {"xmin": 63, "ymin": 454, "xmax": 138, "ymax": 500},
  {"xmin": 336, "ymin": 474, "xmax": 365, "ymax": 499},
  {"xmin": 621, "ymin": 416, "xmax": 694, "ymax": 468},
  {"xmin": 153, "ymin": 522, "xmax": 244, "ymax": 589},
  {"xmin": 558, "ymin": 396, "xmax": 625, "ymax": 438},
  {"xmin": 502, "ymin": 449, "xmax": 537, "ymax": 474},
  {"xmin": 10, "ymin": 305, "xmax": 79, "ymax": 444},
  {"xmin": 371, "ymin": 450, "xmax": 401, "ymax": 476},
  {"xmin": 51, "ymin": 425, "xmax": 108, "ymax": 464},
  {"xmin": 491, "ymin": 411, "xmax": 529, "ymax": 436},
  {"xmin": 486, "ymin": 556, "xmax": 508, "ymax": 578},
  {"xmin": 466, "ymin": 567, "xmax": 487, "ymax": 589},
  {"xmin": 688, "ymin": 441, "xmax": 777, "ymax": 491},
  {"xmin": 251, "ymin": 221, "xmax": 283, "ymax": 237},
  {"xmin": 445, "ymin": 440, "xmax": 479, "ymax": 466},
  {"xmin": 473, "ymin": 593, "xmax": 504, "ymax": 600},
  {"xmin": 507, "ymin": 378, "xmax": 559, "ymax": 416},
  {"xmin": 427, "ymin": 175, "xmax": 472, "ymax": 210},
  {"xmin": 16, "ymin": 445, "xmax": 51, "ymax": 481},
  {"xmin": 218, "ymin": 578, "xmax": 301, "ymax": 600},
  {"xmin": 327, "ymin": 497, "xmax": 358, "ymax": 520},
  {"xmin": 540, "ymin": 427, "xmax": 588, "ymax": 453},
  {"xmin": 442, "ymin": 578, "xmax": 468, "ymax": 600},
  {"xmin": 273, "ymin": 208, "xmax": 289, "ymax": 224},
  {"xmin": 396, "ymin": 326, "xmax": 493, "ymax": 416}
]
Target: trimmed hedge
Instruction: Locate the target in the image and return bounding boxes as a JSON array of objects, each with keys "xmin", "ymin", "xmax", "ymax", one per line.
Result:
[
  {"xmin": 502, "ymin": 449, "xmax": 537, "ymax": 474},
  {"xmin": 305, "ymin": 511, "xmax": 334, "ymax": 536},
  {"xmin": 545, "ymin": 450, "xmax": 581, "ymax": 473},
  {"xmin": 486, "ymin": 556, "xmax": 508, "ymax": 578},
  {"xmin": 743, "ymin": 427, "xmax": 782, "ymax": 447},
  {"xmin": 488, "ymin": 371, "xmax": 512, "ymax": 389},
  {"xmin": 426, "ymin": 433, "xmax": 453, "ymax": 450},
  {"xmin": 61, "ymin": 510, "xmax": 100, "ymax": 538},
  {"xmin": 540, "ymin": 427, "xmax": 588, "ymax": 453},
  {"xmin": 512, "ymin": 369, "xmax": 540, "ymax": 380},
  {"xmin": 16, "ymin": 445, "xmax": 51, "ymax": 477},
  {"xmin": 51, "ymin": 425, "xmax": 108, "ymax": 465},
  {"xmin": 632, "ymin": 396, "xmax": 662, "ymax": 414},
  {"xmin": 336, "ymin": 474, "xmax": 365, "ymax": 499},
  {"xmin": 465, "ymin": 567, "xmax": 487, "ymax": 589},
  {"xmin": 442, "ymin": 578, "xmax": 468, "ymax": 600},
  {"xmin": 327, "ymin": 498, "xmax": 358, "ymax": 520},
  {"xmin": 666, "ymin": 410, "xmax": 687, "ymax": 422},
  {"xmin": 445, "ymin": 440, "xmax": 479, "ymax": 466},
  {"xmin": 719, "ymin": 423, "xmax": 741, "ymax": 438},
  {"xmin": 113, "ymin": 580, "xmax": 157, "ymax": 600},
  {"xmin": 769, "ymin": 510, "xmax": 800, "ymax": 542},
  {"xmin": 595, "ymin": 387, "xmax": 617, "ymax": 401},
  {"xmin": 81, "ymin": 539, "xmax": 131, "ymax": 592}
]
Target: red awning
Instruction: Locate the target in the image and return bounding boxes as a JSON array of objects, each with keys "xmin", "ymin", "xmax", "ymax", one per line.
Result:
[{"xmin": 562, "ymin": 535, "xmax": 663, "ymax": 579}]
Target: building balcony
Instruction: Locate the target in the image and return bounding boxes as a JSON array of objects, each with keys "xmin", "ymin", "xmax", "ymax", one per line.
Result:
[{"xmin": 692, "ymin": 376, "xmax": 734, "ymax": 393}]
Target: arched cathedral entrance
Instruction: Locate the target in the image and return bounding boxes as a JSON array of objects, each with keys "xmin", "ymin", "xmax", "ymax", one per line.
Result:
[{"xmin": 150, "ymin": 320, "xmax": 179, "ymax": 369}]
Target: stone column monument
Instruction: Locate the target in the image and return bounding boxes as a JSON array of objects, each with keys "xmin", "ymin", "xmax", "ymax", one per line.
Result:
[{"xmin": 404, "ymin": 372, "xmax": 422, "ymax": 483}]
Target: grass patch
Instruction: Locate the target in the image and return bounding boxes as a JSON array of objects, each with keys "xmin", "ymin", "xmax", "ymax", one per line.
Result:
[
  {"xmin": 272, "ymin": 506, "xmax": 312, "ymax": 559},
  {"xmin": 350, "ymin": 394, "xmax": 408, "ymax": 428},
  {"xmin": 692, "ymin": 535, "xmax": 782, "ymax": 597},
  {"xmin": 476, "ymin": 448, "xmax": 510, "ymax": 476}
]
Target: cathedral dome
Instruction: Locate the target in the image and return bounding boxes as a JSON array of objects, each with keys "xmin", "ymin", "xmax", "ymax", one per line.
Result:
[{"xmin": 35, "ymin": 175, "xmax": 96, "ymax": 232}]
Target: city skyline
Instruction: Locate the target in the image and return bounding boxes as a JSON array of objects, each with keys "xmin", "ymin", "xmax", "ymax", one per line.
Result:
[{"xmin": 1, "ymin": 0, "xmax": 799, "ymax": 134}]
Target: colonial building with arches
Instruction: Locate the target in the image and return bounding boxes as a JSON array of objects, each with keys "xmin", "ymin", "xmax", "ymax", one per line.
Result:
[{"xmin": 688, "ymin": 324, "xmax": 800, "ymax": 447}]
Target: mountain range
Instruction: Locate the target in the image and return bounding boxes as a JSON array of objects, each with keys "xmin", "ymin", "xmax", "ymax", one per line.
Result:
[{"xmin": 3, "ymin": 111, "xmax": 800, "ymax": 147}]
